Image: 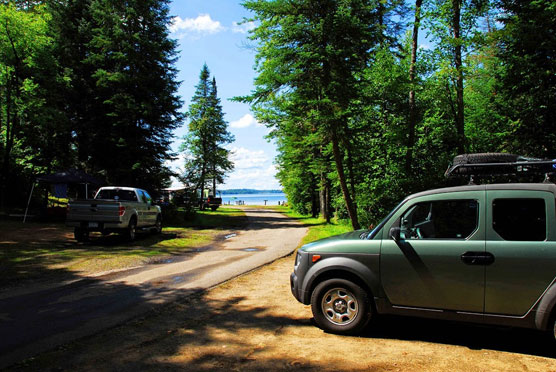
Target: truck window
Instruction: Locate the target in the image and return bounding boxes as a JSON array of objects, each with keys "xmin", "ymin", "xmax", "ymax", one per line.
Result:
[
  {"xmin": 492, "ymin": 198, "xmax": 546, "ymax": 241},
  {"xmin": 400, "ymin": 200, "xmax": 478, "ymax": 239},
  {"xmin": 143, "ymin": 191, "xmax": 152, "ymax": 203},
  {"xmin": 96, "ymin": 189, "xmax": 138, "ymax": 201}
]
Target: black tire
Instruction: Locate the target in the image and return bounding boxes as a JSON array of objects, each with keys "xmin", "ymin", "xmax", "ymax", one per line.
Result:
[
  {"xmin": 549, "ymin": 315, "xmax": 556, "ymax": 345},
  {"xmin": 210, "ymin": 206, "xmax": 218, "ymax": 211},
  {"xmin": 310, "ymin": 278, "xmax": 372, "ymax": 335},
  {"xmin": 74, "ymin": 228, "xmax": 89, "ymax": 242},
  {"xmin": 153, "ymin": 215, "xmax": 162, "ymax": 234},
  {"xmin": 452, "ymin": 153, "xmax": 518, "ymax": 166},
  {"xmin": 126, "ymin": 218, "xmax": 137, "ymax": 242}
]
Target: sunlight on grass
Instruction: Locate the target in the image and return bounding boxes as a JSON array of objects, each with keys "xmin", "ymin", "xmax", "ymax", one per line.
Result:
[
  {"xmin": 278, "ymin": 208, "xmax": 353, "ymax": 247},
  {"xmin": 0, "ymin": 208, "xmax": 248, "ymax": 283}
]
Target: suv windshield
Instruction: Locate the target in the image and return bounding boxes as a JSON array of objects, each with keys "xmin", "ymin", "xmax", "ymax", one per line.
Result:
[{"xmin": 366, "ymin": 200, "xmax": 405, "ymax": 239}]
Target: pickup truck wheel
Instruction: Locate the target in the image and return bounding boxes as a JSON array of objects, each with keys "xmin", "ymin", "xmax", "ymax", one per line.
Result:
[
  {"xmin": 154, "ymin": 215, "xmax": 162, "ymax": 234},
  {"xmin": 74, "ymin": 228, "xmax": 89, "ymax": 242},
  {"xmin": 126, "ymin": 219, "xmax": 137, "ymax": 241},
  {"xmin": 311, "ymin": 279, "xmax": 372, "ymax": 335},
  {"xmin": 210, "ymin": 206, "xmax": 218, "ymax": 211}
]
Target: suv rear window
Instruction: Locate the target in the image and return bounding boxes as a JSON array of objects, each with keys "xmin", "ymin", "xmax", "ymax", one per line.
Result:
[
  {"xmin": 492, "ymin": 198, "xmax": 546, "ymax": 241},
  {"xmin": 401, "ymin": 200, "xmax": 478, "ymax": 239}
]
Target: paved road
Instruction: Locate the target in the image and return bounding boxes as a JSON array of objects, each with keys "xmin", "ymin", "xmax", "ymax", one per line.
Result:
[{"xmin": 0, "ymin": 209, "xmax": 307, "ymax": 368}]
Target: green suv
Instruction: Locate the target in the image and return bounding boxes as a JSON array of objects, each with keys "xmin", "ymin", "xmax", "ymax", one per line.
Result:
[{"xmin": 290, "ymin": 183, "xmax": 556, "ymax": 339}]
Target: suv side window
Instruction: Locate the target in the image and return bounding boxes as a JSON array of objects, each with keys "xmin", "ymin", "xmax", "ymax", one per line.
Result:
[
  {"xmin": 492, "ymin": 198, "xmax": 546, "ymax": 241},
  {"xmin": 400, "ymin": 199, "xmax": 478, "ymax": 240}
]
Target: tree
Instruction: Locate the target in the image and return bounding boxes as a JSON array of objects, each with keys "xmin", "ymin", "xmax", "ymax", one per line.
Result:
[
  {"xmin": 495, "ymin": 0, "xmax": 556, "ymax": 157},
  {"xmin": 425, "ymin": 0, "xmax": 488, "ymax": 154},
  {"xmin": 406, "ymin": 0, "xmax": 423, "ymax": 171},
  {"xmin": 50, "ymin": 0, "xmax": 183, "ymax": 191},
  {"xmin": 182, "ymin": 64, "xmax": 234, "ymax": 202},
  {"xmin": 242, "ymin": 0, "xmax": 388, "ymax": 230},
  {"xmin": 206, "ymin": 77, "xmax": 234, "ymax": 196},
  {"xmin": 0, "ymin": 2, "xmax": 57, "ymax": 208}
]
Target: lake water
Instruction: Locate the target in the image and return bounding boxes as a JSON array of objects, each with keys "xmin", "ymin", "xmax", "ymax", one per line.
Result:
[{"xmin": 221, "ymin": 193, "xmax": 287, "ymax": 206}]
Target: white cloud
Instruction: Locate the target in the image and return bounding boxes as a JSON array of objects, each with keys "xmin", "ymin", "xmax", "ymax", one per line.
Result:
[
  {"xmin": 167, "ymin": 147, "xmax": 280, "ymax": 190},
  {"xmin": 232, "ymin": 21, "xmax": 256, "ymax": 34},
  {"xmin": 230, "ymin": 147, "xmax": 267, "ymax": 169},
  {"xmin": 169, "ymin": 14, "xmax": 224, "ymax": 35},
  {"xmin": 224, "ymin": 164, "xmax": 280, "ymax": 190},
  {"xmin": 230, "ymin": 114, "xmax": 260, "ymax": 129}
]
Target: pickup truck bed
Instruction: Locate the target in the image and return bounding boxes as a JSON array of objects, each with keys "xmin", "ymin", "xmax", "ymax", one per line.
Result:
[{"xmin": 66, "ymin": 187, "xmax": 162, "ymax": 241}]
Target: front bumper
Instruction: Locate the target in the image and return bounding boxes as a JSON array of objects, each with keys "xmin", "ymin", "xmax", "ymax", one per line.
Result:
[{"xmin": 290, "ymin": 251, "xmax": 310, "ymax": 304}]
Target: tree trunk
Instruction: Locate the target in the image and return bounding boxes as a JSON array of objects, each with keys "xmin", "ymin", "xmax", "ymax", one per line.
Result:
[
  {"xmin": 342, "ymin": 136, "xmax": 357, "ymax": 212},
  {"xmin": 320, "ymin": 172, "xmax": 330, "ymax": 222},
  {"xmin": 331, "ymin": 130, "xmax": 360, "ymax": 230},
  {"xmin": 453, "ymin": 0, "xmax": 465, "ymax": 154},
  {"xmin": 212, "ymin": 164, "xmax": 216, "ymax": 197},
  {"xmin": 406, "ymin": 0, "xmax": 423, "ymax": 172}
]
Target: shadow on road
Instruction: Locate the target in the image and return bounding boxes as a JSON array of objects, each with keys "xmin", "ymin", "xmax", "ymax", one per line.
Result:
[{"xmin": 360, "ymin": 315, "xmax": 556, "ymax": 359}]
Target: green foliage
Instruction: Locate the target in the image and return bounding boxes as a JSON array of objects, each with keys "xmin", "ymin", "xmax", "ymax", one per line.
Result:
[
  {"xmin": 495, "ymin": 0, "xmax": 556, "ymax": 157},
  {"xmin": 242, "ymin": 0, "xmax": 556, "ymax": 230},
  {"xmin": 181, "ymin": 64, "xmax": 234, "ymax": 198},
  {"xmin": 0, "ymin": 0, "xmax": 183, "ymax": 211},
  {"xmin": 0, "ymin": 2, "xmax": 66, "ymax": 208}
]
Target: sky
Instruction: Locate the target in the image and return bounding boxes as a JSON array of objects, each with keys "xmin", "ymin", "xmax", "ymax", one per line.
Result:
[{"xmin": 167, "ymin": 0, "xmax": 281, "ymax": 190}]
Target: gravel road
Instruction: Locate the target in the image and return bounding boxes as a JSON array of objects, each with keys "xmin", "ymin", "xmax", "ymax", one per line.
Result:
[{"xmin": 0, "ymin": 208, "xmax": 307, "ymax": 369}]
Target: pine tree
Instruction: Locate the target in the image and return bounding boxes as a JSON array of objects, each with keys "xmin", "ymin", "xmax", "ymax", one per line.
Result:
[
  {"xmin": 496, "ymin": 0, "xmax": 556, "ymax": 156},
  {"xmin": 241, "ymin": 0, "xmax": 387, "ymax": 230},
  {"xmin": 182, "ymin": 65, "xmax": 234, "ymax": 204},
  {"xmin": 51, "ymin": 0, "xmax": 183, "ymax": 191},
  {"xmin": 207, "ymin": 77, "xmax": 234, "ymax": 196}
]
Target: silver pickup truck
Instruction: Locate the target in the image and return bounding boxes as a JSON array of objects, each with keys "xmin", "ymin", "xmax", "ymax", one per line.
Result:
[{"xmin": 66, "ymin": 186, "xmax": 162, "ymax": 242}]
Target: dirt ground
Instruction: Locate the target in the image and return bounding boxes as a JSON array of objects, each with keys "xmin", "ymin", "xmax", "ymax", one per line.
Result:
[{"xmin": 15, "ymin": 253, "xmax": 556, "ymax": 372}]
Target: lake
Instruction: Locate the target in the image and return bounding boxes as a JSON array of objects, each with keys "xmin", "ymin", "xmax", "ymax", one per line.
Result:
[{"xmin": 221, "ymin": 193, "xmax": 287, "ymax": 206}]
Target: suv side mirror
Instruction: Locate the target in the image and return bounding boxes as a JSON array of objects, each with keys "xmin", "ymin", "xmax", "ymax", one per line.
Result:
[{"xmin": 389, "ymin": 227, "xmax": 402, "ymax": 242}]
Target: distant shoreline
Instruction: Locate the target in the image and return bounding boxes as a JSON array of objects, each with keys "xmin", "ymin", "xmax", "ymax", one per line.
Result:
[{"xmin": 220, "ymin": 189, "xmax": 283, "ymax": 195}]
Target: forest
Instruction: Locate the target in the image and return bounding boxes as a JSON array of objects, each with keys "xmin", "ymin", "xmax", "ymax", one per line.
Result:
[
  {"xmin": 0, "ymin": 0, "xmax": 183, "ymax": 210},
  {"xmin": 240, "ymin": 0, "xmax": 556, "ymax": 229},
  {"xmin": 1, "ymin": 0, "xmax": 555, "ymax": 229}
]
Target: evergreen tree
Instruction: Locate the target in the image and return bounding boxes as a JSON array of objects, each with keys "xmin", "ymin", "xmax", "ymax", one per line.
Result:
[
  {"xmin": 242, "ymin": 0, "xmax": 388, "ymax": 230},
  {"xmin": 51, "ymin": 0, "xmax": 183, "ymax": 190},
  {"xmin": 496, "ymin": 0, "xmax": 556, "ymax": 156},
  {"xmin": 182, "ymin": 64, "xmax": 234, "ymax": 203},
  {"xmin": 206, "ymin": 77, "xmax": 234, "ymax": 196}
]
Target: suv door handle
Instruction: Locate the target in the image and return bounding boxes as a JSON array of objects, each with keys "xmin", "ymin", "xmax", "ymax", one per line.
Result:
[{"xmin": 460, "ymin": 251, "xmax": 495, "ymax": 266}]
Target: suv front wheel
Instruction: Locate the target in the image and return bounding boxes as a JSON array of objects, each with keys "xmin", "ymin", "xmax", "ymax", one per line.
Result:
[{"xmin": 311, "ymin": 278, "xmax": 372, "ymax": 335}]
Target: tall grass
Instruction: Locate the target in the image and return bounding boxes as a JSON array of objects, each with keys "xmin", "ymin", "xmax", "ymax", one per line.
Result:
[{"xmin": 279, "ymin": 207, "xmax": 353, "ymax": 247}]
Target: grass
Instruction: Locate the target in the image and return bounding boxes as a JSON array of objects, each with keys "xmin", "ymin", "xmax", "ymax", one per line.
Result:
[
  {"xmin": 277, "ymin": 207, "xmax": 353, "ymax": 247},
  {"xmin": 0, "ymin": 207, "xmax": 247, "ymax": 286}
]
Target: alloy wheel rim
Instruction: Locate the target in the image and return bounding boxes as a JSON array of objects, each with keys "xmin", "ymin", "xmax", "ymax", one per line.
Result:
[{"xmin": 321, "ymin": 287, "xmax": 358, "ymax": 326}]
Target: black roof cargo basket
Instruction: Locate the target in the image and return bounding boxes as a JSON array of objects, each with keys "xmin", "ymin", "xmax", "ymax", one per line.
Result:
[{"xmin": 445, "ymin": 153, "xmax": 556, "ymax": 179}]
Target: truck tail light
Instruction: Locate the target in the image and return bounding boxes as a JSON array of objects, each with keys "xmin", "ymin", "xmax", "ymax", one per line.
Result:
[{"xmin": 118, "ymin": 206, "xmax": 126, "ymax": 216}]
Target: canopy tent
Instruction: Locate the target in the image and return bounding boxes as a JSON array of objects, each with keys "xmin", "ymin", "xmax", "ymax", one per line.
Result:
[
  {"xmin": 35, "ymin": 168, "xmax": 104, "ymax": 185},
  {"xmin": 24, "ymin": 169, "xmax": 104, "ymax": 223}
]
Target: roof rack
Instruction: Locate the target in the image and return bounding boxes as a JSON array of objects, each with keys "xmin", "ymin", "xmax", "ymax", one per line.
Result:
[{"xmin": 445, "ymin": 153, "xmax": 556, "ymax": 180}]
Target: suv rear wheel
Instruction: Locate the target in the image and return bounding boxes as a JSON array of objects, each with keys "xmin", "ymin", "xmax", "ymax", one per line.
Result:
[{"xmin": 311, "ymin": 278, "xmax": 372, "ymax": 335}]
